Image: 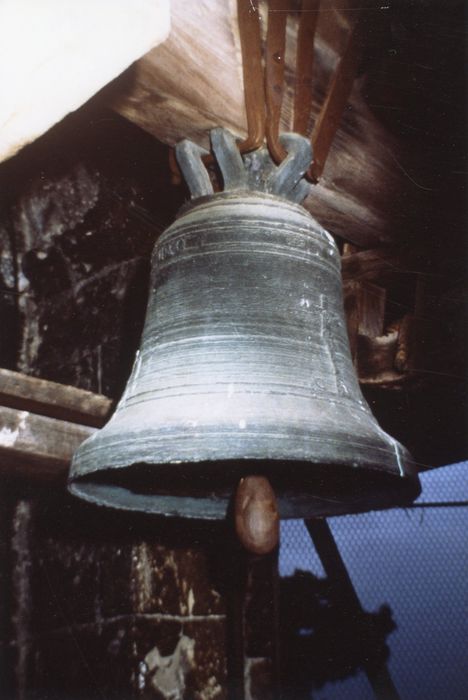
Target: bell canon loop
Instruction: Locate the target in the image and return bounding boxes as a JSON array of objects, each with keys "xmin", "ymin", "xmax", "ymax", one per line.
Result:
[{"xmin": 69, "ymin": 129, "xmax": 420, "ymax": 519}]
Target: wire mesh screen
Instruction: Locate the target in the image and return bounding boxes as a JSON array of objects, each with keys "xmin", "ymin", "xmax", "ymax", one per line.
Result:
[{"xmin": 279, "ymin": 462, "xmax": 468, "ymax": 700}]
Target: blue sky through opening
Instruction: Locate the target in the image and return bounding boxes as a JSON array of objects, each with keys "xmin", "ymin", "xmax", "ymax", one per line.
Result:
[{"xmin": 279, "ymin": 461, "xmax": 468, "ymax": 699}]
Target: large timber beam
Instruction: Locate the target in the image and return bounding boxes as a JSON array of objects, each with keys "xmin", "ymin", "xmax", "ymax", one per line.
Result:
[
  {"xmin": 0, "ymin": 369, "xmax": 110, "ymax": 480},
  {"xmin": 0, "ymin": 0, "xmax": 170, "ymax": 163}
]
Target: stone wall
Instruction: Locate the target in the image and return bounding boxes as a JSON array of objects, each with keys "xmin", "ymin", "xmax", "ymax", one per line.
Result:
[{"xmin": 0, "ymin": 103, "xmax": 230, "ymax": 699}]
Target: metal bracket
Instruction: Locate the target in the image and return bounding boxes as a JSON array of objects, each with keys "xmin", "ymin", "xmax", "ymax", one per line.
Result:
[{"xmin": 175, "ymin": 128, "xmax": 312, "ymax": 204}]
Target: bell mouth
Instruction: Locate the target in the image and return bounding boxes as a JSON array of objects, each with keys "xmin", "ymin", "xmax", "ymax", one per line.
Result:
[{"xmin": 68, "ymin": 459, "xmax": 421, "ymax": 521}]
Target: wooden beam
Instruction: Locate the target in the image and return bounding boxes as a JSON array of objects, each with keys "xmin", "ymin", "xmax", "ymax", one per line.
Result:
[
  {"xmin": 0, "ymin": 369, "xmax": 112, "ymax": 428},
  {"xmin": 0, "ymin": 405, "xmax": 94, "ymax": 480},
  {"xmin": 0, "ymin": 0, "xmax": 170, "ymax": 163}
]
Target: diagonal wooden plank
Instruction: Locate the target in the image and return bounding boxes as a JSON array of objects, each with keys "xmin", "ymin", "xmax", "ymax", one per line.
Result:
[
  {"xmin": 0, "ymin": 369, "xmax": 112, "ymax": 428},
  {"xmin": 0, "ymin": 406, "xmax": 94, "ymax": 480}
]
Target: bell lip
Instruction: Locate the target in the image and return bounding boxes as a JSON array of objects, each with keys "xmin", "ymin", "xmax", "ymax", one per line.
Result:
[
  {"xmin": 69, "ymin": 421, "xmax": 419, "ymax": 479},
  {"xmin": 176, "ymin": 190, "xmax": 315, "ymax": 220},
  {"xmin": 68, "ymin": 449, "xmax": 421, "ymax": 521}
]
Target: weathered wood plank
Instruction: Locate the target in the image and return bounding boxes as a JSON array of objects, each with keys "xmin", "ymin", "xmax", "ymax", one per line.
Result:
[
  {"xmin": 0, "ymin": 369, "xmax": 112, "ymax": 427},
  {"xmin": 0, "ymin": 406, "xmax": 94, "ymax": 480}
]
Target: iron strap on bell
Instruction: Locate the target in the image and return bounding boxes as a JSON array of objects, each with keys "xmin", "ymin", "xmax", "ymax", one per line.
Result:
[{"xmin": 68, "ymin": 129, "xmax": 420, "ymax": 519}]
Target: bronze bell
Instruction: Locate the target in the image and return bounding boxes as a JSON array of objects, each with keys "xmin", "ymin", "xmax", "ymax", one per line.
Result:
[{"xmin": 69, "ymin": 129, "xmax": 420, "ymax": 519}]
